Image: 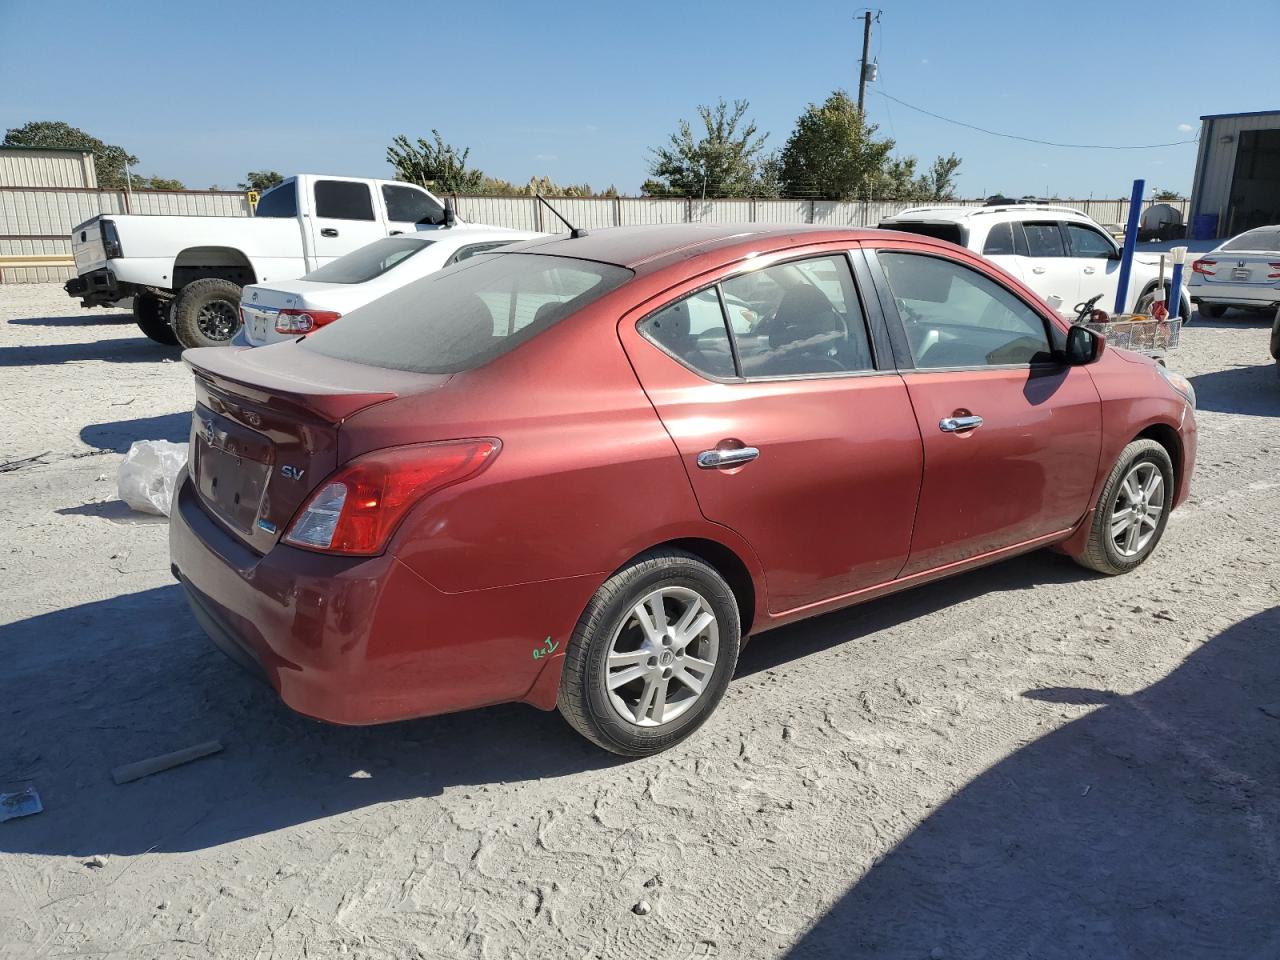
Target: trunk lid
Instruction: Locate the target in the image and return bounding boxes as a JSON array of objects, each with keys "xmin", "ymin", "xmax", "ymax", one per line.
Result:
[
  {"xmin": 184, "ymin": 344, "xmax": 449, "ymax": 553},
  {"xmin": 1195, "ymin": 252, "xmax": 1280, "ymax": 286},
  {"xmin": 71, "ymin": 216, "xmax": 108, "ymax": 275},
  {"xmin": 239, "ymin": 280, "xmax": 354, "ymax": 346}
]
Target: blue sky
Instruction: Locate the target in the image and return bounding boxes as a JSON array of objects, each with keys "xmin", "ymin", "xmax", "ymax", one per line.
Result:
[{"xmin": 4, "ymin": 0, "xmax": 1278, "ymax": 198}]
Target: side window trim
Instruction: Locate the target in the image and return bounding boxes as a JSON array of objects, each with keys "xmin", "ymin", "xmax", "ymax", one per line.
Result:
[{"xmin": 866, "ymin": 245, "xmax": 1062, "ymax": 372}]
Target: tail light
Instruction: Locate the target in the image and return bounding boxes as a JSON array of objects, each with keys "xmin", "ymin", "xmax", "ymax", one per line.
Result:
[
  {"xmin": 1192, "ymin": 259, "xmax": 1215, "ymax": 276},
  {"xmin": 1267, "ymin": 262, "xmax": 1280, "ymax": 279},
  {"xmin": 283, "ymin": 439, "xmax": 499, "ymax": 556},
  {"xmin": 276, "ymin": 308, "xmax": 342, "ymax": 334},
  {"xmin": 101, "ymin": 219, "xmax": 123, "ymax": 259}
]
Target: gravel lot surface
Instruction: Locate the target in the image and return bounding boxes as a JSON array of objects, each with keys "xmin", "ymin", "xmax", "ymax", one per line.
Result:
[{"xmin": 1, "ymin": 284, "xmax": 1278, "ymax": 960}]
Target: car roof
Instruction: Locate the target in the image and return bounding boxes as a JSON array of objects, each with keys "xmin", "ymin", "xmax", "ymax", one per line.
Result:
[
  {"xmin": 882, "ymin": 203, "xmax": 1089, "ymax": 223},
  {"xmin": 428, "ymin": 226, "xmax": 544, "ymax": 247},
  {"xmin": 494, "ymin": 223, "xmax": 889, "ymax": 272}
]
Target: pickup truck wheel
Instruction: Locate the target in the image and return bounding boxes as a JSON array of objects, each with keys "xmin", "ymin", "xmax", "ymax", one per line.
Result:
[
  {"xmin": 132, "ymin": 293, "xmax": 178, "ymax": 345},
  {"xmin": 172, "ymin": 278, "xmax": 243, "ymax": 348}
]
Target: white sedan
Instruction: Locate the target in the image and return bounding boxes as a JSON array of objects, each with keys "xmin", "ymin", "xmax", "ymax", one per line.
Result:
[
  {"xmin": 234, "ymin": 226, "xmax": 545, "ymax": 346},
  {"xmin": 1188, "ymin": 225, "xmax": 1280, "ymax": 319}
]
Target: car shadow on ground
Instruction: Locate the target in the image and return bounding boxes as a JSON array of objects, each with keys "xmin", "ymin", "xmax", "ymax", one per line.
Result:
[
  {"xmin": 55, "ymin": 500, "xmax": 168, "ymax": 524},
  {"xmin": 6, "ymin": 313, "xmax": 134, "ymax": 327},
  {"xmin": 80, "ymin": 411, "xmax": 191, "ymax": 453},
  {"xmin": 1189, "ymin": 363, "xmax": 1280, "ymax": 417},
  {"xmin": 0, "ymin": 551, "xmax": 1095, "ymax": 860},
  {"xmin": 0, "ymin": 339, "xmax": 179, "ymax": 367},
  {"xmin": 1187, "ymin": 308, "xmax": 1274, "ymax": 330},
  {"xmin": 783, "ymin": 605, "xmax": 1280, "ymax": 959}
]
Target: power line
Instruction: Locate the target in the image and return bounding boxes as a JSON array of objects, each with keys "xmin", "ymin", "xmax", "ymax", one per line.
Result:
[{"xmin": 871, "ymin": 90, "xmax": 1200, "ymax": 150}]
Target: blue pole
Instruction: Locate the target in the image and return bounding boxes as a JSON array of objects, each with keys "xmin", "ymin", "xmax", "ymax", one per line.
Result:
[
  {"xmin": 1114, "ymin": 178, "xmax": 1145, "ymax": 314},
  {"xmin": 1168, "ymin": 259, "xmax": 1185, "ymax": 322}
]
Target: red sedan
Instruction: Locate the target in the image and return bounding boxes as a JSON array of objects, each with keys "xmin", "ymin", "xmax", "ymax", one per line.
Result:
[{"xmin": 170, "ymin": 225, "xmax": 1197, "ymax": 755}]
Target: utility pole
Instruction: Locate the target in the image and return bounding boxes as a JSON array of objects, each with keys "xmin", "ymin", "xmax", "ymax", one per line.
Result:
[{"xmin": 857, "ymin": 10, "xmax": 877, "ymax": 114}]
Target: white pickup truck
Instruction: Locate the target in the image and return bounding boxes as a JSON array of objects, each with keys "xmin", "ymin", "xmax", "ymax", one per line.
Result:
[{"xmin": 65, "ymin": 174, "xmax": 461, "ymax": 348}]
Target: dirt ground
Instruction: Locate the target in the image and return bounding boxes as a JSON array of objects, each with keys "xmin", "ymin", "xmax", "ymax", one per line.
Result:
[{"xmin": 1, "ymin": 284, "xmax": 1278, "ymax": 960}]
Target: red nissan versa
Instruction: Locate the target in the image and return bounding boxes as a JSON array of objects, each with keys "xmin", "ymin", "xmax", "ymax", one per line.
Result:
[{"xmin": 170, "ymin": 224, "xmax": 1197, "ymax": 756}]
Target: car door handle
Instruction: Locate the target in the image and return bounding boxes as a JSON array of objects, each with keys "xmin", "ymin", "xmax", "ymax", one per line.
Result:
[
  {"xmin": 939, "ymin": 415, "xmax": 984, "ymax": 433},
  {"xmin": 1031, "ymin": 266, "xmax": 1046, "ymax": 275},
  {"xmin": 1083, "ymin": 266, "xmax": 1096, "ymax": 275},
  {"xmin": 697, "ymin": 446, "xmax": 760, "ymax": 469},
  {"xmin": 389, "ymin": 230, "xmax": 404, "ymax": 235},
  {"xmin": 321, "ymin": 228, "xmax": 339, "ymax": 238}
]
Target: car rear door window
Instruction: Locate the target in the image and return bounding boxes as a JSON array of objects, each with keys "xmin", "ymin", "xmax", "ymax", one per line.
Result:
[
  {"xmin": 254, "ymin": 181, "xmax": 297, "ymax": 218},
  {"xmin": 721, "ymin": 255, "xmax": 874, "ymax": 377},
  {"xmin": 1064, "ymin": 223, "xmax": 1115, "ymax": 258},
  {"xmin": 302, "ymin": 237, "xmax": 432, "ymax": 284},
  {"xmin": 314, "ymin": 180, "xmax": 376, "ymax": 221},
  {"xmin": 1022, "ymin": 222, "xmax": 1067, "ymax": 257},
  {"xmin": 982, "ymin": 222, "xmax": 1016, "ymax": 255},
  {"xmin": 877, "ymin": 251, "xmax": 1053, "ymax": 368},
  {"xmin": 638, "ymin": 289, "xmax": 736, "ymax": 379}
]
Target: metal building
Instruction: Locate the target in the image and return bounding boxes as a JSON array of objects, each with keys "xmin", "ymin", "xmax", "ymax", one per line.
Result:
[
  {"xmin": 0, "ymin": 146, "xmax": 98, "ymax": 188},
  {"xmin": 1189, "ymin": 109, "xmax": 1280, "ymax": 239}
]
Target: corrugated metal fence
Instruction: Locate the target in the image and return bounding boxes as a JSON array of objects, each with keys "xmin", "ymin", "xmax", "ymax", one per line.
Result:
[{"xmin": 0, "ymin": 186, "xmax": 1191, "ymax": 284}]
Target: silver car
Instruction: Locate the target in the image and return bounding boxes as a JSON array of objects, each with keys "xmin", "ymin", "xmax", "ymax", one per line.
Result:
[{"xmin": 1188, "ymin": 226, "xmax": 1280, "ymax": 318}]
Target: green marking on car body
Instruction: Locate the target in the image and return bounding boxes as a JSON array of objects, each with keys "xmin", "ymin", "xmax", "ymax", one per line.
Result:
[{"xmin": 532, "ymin": 637, "xmax": 559, "ymax": 660}]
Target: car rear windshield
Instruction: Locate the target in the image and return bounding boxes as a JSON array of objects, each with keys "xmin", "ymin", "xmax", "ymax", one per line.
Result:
[
  {"xmin": 1221, "ymin": 228, "xmax": 1280, "ymax": 252},
  {"xmin": 300, "ymin": 253, "xmax": 633, "ymax": 373},
  {"xmin": 879, "ymin": 220, "xmax": 967, "ymax": 246},
  {"xmin": 303, "ymin": 237, "xmax": 433, "ymax": 284}
]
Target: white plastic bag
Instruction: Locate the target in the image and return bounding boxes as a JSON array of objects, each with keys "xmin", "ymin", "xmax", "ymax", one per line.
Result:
[{"xmin": 117, "ymin": 440, "xmax": 189, "ymax": 516}]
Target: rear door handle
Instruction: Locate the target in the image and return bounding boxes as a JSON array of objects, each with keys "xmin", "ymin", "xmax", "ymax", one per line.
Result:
[
  {"xmin": 939, "ymin": 415, "xmax": 984, "ymax": 433},
  {"xmin": 389, "ymin": 230, "xmax": 404, "ymax": 235},
  {"xmin": 1031, "ymin": 266, "xmax": 1046, "ymax": 275},
  {"xmin": 1083, "ymin": 266, "xmax": 1096, "ymax": 275},
  {"xmin": 697, "ymin": 446, "xmax": 760, "ymax": 469},
  {"xmin": 321, "ymin": 227, "xmax": 339, "ymax": 238}
]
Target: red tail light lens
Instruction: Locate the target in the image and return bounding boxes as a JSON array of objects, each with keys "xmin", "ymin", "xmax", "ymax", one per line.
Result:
[
  {"xmin": 1192, "ymin": 259, "xmax": 1216, "ymax": 276},
  {"xmin": 283, "ymin": 440, "xmax": 499, "ymax": 555},
  {"xmin": 1267, "ymin": 262, "xmax": 1280, "ymax": 279},
  {"xmin": 275, "ymin": 308, "xmax": 342, "ymax": 334}
]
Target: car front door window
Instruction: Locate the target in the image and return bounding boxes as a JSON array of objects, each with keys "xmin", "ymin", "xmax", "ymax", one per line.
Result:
[{"xmin": 876, "ymin": 251, "xmax": 1053, "ymax": 368}]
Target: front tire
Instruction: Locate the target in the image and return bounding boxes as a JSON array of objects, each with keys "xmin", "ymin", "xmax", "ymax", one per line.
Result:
[
  {"xmin": 558, "ymin": 549, "xmax": 741, "ymax": 756},
  {"xmin": 171, "ymin": 278, "xmax": 243, "ymax": 348},
  {"xmin": 132, "ymin": 292, "xmax": 178, "ymax": 345},
  {"xmin": 1073, "ymin": 439, "xmax": 1175, "ymax": 576}
]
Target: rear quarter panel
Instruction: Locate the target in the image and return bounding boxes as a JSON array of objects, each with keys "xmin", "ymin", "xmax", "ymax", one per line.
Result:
[{"xmin": 107, "ymin": 215, "xmax": 306, "ymax": 287}]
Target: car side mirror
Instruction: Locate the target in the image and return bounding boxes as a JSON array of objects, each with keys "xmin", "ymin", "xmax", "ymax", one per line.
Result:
[{"xmin": 1065, "ymin": 324, "xmax": 1105, "ymax": 365}]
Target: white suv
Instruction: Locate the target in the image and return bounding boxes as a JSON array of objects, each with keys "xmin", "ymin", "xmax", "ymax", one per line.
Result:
[{"xmin": 879, "ymin": 204, "xmax": 1190, "ymax": 321}]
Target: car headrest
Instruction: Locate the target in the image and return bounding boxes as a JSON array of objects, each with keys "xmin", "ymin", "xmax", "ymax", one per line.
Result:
[{"xmin": 769, "ymin": 286, "xmax": 841, "ymax": 348}]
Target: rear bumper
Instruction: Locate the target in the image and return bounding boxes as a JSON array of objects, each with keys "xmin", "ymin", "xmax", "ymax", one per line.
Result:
[
  {"xmin": 65, "ymin": 267, "xmax": 134, "ymax": 307},
  {"xmin": 169, "ymin": 471, "xmax": 592, "ymax": 725},
  {"xmin": 1188, "ymin": 282, "xmax": 1280, "ymax": 309}
]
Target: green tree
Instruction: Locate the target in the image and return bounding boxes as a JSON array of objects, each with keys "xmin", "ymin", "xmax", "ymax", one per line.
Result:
[
  {"xmin": 1152, "ymin": 188, "xmax": 1184, "ymax": 201},
  {"xmin": 239, "ymin": 170, "xmax": 284, "ymax": 192},
  {"xmin": 644, "ymin": 99, "xmax": 770, "ymax": 198},
  {"xmin": 3, "ymin": 120, "xmax": 138, "ymax": 188},
  {"xmin": 914, "ymin": 153, "xmax": 962, "ymax": 200},
  {"xmin": 387, "ymin": 131, "xmax": 484, "ymax": 194},
  {"xmin": 139, "ymin": 176, "xmax": 185, "ymax": 191},
  {"xmin": 778, "ymin": 91, "xmax": 896, "ymax": 200}
]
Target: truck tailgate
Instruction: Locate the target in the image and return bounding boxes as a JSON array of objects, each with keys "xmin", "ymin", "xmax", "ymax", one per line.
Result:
[{"xmin": 72, "ymin": 217, "xmax": 108, "ymax": 275}]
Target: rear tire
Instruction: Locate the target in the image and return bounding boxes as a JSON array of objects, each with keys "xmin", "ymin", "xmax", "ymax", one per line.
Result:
[
  {"xmin": 1199, "ymin": 303, "xmax": 1227, "ymax": 319},
  {"xmin": 558, "ymin": 549, "xmax": 741, "ymax": 756},
  {"xmin": 1073, "ymin": 439, "xmax": 1175, "ymax": 576},
  {"xmin": 132, "ymin": 292, "xmax": 178, "ymax": 345},
  {"xmin": 172, "ymin": 278, "xmax": 243, "ymax": 348}
]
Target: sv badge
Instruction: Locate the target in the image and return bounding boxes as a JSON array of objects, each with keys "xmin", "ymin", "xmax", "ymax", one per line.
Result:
[{"xmin": 280, "ymin": 465, "xmax": 305, "ymax": 481}]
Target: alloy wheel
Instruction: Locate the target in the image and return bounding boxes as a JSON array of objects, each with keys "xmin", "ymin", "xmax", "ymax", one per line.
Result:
[
  {"xmin": 1109, "ymin": 461, "xmax": 1165, "ymax": 558},
  {"xmin": 604, "ymin": 586, "xmax": 719, "ymax": 727},
  {"xmin": 197, "ymin": 300, "xmax": 239, "ymax": 341}
]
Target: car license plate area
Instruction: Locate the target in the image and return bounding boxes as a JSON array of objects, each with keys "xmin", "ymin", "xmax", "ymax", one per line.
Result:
[
  {"xmin": 1233, "ymin": 267, "xmax": 1252, "ymax": 281},
  {"xmin": 192, "ymin": 405, "xmax": 273, "ymax": 534}
]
